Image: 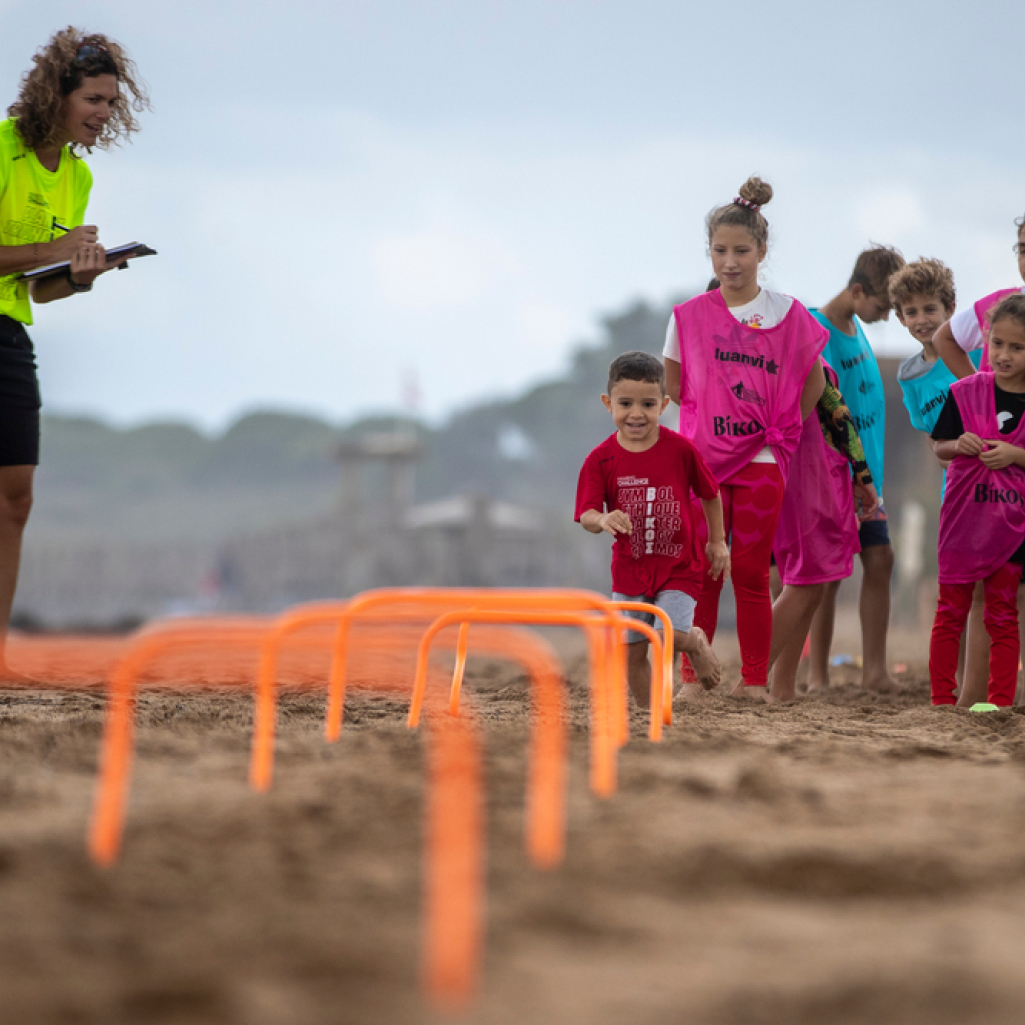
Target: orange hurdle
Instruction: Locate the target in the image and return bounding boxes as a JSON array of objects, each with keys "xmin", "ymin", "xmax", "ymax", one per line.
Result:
[
  {"xmin": 89, "ymin": 618, "xmax": 272, "ymax": 867},
  {"xmin": 322, "ymin": 588, "xmax": 629, "ymax": 743},
  {"xmin": 408, "ymin": 608, "xmax": 664, "ymax": 798},
  {"xmin": 432, "ymin": 610, "xmax": 664, "ymax": 742},
  {"xmin": 422, "ymin": 696, "xmax": 485, "ymax": 1009},
  {"xmin": 433, "ymin": 623, "xmax": 568, "ymax": 868},
  {"xmin": 607, "ymin": 600, "xmax": 676, "ymax": 727}
]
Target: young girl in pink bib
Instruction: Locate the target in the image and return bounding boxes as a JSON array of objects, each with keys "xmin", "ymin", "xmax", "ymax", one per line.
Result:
[
  {"xmin": 768, "ymin": 361, "xmax": 878, "ymax": 701},
  {"xmin": 929, "ymin": 295, "xmax": 1025, "ymax": 706},
  {"xmin": 663, "ymin": 177, "xmax": 827, "ymax": 696}
]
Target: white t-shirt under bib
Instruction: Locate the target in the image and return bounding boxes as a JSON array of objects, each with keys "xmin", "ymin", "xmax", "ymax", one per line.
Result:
[
  {"xmin": 949, "ymin": 286, "xmax": 1025, "ymax": 352},
  {"xmin": 663, "ymin": 289, "xmax": 794, "ymax": 464}
]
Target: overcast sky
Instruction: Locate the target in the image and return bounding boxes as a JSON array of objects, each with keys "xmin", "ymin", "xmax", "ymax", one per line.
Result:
[{"xmin": 1, "ymin": 0, "xmax": 1021, "ymax": 429}]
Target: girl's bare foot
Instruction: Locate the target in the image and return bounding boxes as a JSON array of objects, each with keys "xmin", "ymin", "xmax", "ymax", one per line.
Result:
[
  {"xmin": 682, "ymin": 627, "xmax": 720, "ymax": 689},
  {"xmin": 676, "ymin": 682, "xmax": 706, "ymax": 703},
  {"xmin": 729, "ymin": 679, "xmax": 770, "ymax": 702},
  {"xmin": 767, "ymin": 680, "xmax": 797, "ymax": 703},
  {"xmin": 862, "ymin": 673, "xmax": 896, "ymax": 693}
]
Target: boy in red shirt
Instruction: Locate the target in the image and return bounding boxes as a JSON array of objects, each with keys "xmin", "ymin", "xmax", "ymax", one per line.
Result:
[{"xmin": 575, "ymin": 351, "xmax": 730, "ymax": 705}]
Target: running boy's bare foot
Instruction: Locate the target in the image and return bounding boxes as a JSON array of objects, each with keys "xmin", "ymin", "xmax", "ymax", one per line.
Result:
[
  {"xmin": 679, "ymin": 627, "xmax": 720, "ymax": 690},
  {"xmin": 804, "ymin": 677, "xmax": 828, "ymax": 694}
]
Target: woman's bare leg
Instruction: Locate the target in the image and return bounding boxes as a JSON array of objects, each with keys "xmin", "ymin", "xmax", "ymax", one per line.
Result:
[{"xmin": 0, "ymin": 465, "xmax": 34, "ymax": 675}]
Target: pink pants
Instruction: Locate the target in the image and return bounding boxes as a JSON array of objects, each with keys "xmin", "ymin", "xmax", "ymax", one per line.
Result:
[
  {"xmin": 690, "ymin": 462, "xmax": 785, "ymax": 687},
  {"xmin": 929, "ymin": 563, "xmax": 1022, "ymax": 706}
]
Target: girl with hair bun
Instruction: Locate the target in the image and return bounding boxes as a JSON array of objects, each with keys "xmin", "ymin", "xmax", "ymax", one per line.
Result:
[
  {"xmin": 663, "ymin": 176, "xmax": 828, "ymax": 699},
  {"xmin": 0, "ymin": 27, "xmax": 148, "ymax": 675}
]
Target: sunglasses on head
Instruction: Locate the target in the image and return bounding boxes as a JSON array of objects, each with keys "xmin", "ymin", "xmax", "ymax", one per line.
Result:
[{"xmin": 75, "ymin": 43, "xmax": 108, "ymax": 63}]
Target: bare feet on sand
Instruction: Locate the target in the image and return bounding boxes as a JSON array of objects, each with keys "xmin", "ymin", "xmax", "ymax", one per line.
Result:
[
  {"xmin": 767, "ymin": 677, "xmax": 797, "ymax": 703},
  {"xmin": 682, "ymin": 628, "xmax": 720, "ymax": 690},
  {"xmin": 676, "ymin": 682, "xmax": 706, "ymax": 703},
  {"xmin": 862, "ymin": 674, "xmax": 897, "ymax": 693},
  {"xmin": 728, "ymin": 679, "xmax": 769, "ymax": 702}
]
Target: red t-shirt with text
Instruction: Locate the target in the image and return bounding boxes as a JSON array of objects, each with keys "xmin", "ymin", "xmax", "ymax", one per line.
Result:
[{"xmin": 574, "ymin": 426, "xmax": 720, "ymax": 599}]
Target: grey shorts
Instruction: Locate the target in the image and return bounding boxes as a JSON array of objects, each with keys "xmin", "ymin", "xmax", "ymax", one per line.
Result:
[{"xmin": 612, "ymin": 590, "xmax": 696, "ymax": 644}]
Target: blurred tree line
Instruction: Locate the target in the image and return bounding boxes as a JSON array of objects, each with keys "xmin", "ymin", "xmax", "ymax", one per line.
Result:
[{"xmin": 33, "ymin": 297, "xmax": 686, "ymax": 543}]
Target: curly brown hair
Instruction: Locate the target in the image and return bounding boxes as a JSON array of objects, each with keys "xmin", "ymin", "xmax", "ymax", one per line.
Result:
[
  {"xmin": 7, "ymin": 27, "xmax": 149, "ymax": 154},
  {"xmin": 888, "ymin": 258, "xmax": 956, "ymax": 316}
]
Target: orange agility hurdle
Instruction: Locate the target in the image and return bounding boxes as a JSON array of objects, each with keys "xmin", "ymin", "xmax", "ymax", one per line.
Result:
[
  {"xmin": 421, "ymin": 696, "xmax": 485, "ymax": 1010},
  {"xmin": 607, "ymin": 600, "xmax": 676, "ymax": 727},
  {"xmin": 431, "ymin": 622, "xmax": 568, "ymax": 869},
  {"xmin": 408, "ymin": 608, "xmax": 665, "ymax": 798},
  {"xmin": 322, "ymin": 588, "xmax": 630, "ymax": 742},
  {"xmin": 441, "ymin": 609, "xmax": 668, "ymax": 743},
  {"xmin": 89, "ymin": 619, "xmax": 485, "ymax": 1010},
  {"xmin": 89, "ymin": 618, "xmax": 273, "ymax": 867}
]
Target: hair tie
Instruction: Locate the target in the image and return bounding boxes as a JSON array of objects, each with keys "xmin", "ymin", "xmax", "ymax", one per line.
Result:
[{"xmin": 733, "ymin": 196, "xmax": 761, "ymax": 212}]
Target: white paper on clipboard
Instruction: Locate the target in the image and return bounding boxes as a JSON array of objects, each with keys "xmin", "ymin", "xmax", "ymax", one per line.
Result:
[{"xmin": 17, "ymin": 242, "xmax": 157, "ymax": 282}]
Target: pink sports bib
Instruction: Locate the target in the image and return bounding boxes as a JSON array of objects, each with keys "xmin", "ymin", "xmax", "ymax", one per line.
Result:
[
  {"xmin": 938, "ymin": 371, "xmax": 1025, "ymax": 583},
  {"xmin": 773, "ymin": 362, "xmax": 859, "ymax": 586},
  {"xmin": 673, "ymin": 291, "xmax": 827, "ymax": 483}
]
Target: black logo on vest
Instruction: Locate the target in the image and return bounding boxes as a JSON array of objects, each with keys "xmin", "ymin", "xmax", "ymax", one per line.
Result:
[
  {"xmin": 714, "ymin": 415, "xmax": 764, "ymax": 437},
  {"xmin": 853, "ymin": 410, "xmax": 880, "ymax": 432},
  {"xmin": 974, "ymin": 483, "xmax": 1025, "ymax": 505},
  {"xmin": 920, "ymin": 391, "xmax": 948, "ymax": 419},
  {"xmin": 715, "ymin": 347, "xmax": 779, "ymax": 375},
  {"xmin": 731, "ymin": 381, "xmax": 765, "ymax": 406},
  {"xmin": 841, "ymin": 352, "xmax": 868, "ymax": 371}
]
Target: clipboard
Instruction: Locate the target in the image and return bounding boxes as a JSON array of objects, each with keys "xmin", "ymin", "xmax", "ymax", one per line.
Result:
[{"xmin": 17, "ymin": 242, "xmax": 157, "ymax": 282}]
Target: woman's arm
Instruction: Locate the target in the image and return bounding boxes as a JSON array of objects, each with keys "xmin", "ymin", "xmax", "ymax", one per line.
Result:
[
  {"xmin": 935, "ymin": 320, "xmax": 977, "ymax": 380},
  {"xmin": 0, "ymin": 225, "xmax": 98, "ymax": 277},
  {"xmin": 664, "ymin": 357, "xmax": 681, "ymax": 407},
  {"xmin": 29, "ymin": 240, "xmax": 128, "ymax": 305},
  {"xmin": 799, "ymin": 360, "xmax": 826, "ymax": 420}
]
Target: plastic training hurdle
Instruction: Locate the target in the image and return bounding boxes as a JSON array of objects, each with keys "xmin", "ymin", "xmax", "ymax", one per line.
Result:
[
  {"xmin": 82, "ymin": 587, "xmax": 677, "ymax": 1009},
  {"xmin": 408, "ymin": 607, "xmax": 666, "ymax": 799}
]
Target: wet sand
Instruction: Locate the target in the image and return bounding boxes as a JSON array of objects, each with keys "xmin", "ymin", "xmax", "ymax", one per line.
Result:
[{"xmin": 0, "ymin": 632, "xmax": 1023, "ymax": 1024}]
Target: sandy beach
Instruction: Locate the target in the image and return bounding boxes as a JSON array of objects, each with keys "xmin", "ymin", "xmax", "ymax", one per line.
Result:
[{"xmin": 0, "ymin": 621, "xmax": 1022, "ymax": 1024}]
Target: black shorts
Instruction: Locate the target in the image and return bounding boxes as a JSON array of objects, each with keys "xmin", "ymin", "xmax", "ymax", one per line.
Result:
[
  {"xmin": 0, "ymin": 315, "xmax": 41, "ymax": 466},
  {"xmin": 858, "ymin": 504, "xmax": 891, "ymax": 550}
]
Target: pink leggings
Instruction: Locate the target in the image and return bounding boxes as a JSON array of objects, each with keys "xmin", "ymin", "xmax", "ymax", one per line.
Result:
[
  {"xmin": 691, "ymin": 462, "xmax": 785, "ymax": 687},
  {"xmin": 929, "ymin": 563, "xmax": 1022, "ymax": 706}
]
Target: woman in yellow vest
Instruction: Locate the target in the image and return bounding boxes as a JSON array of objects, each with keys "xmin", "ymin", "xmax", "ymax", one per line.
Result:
[{"xmin": 0, "ymin": 28, "xmax": 148, "ymax": 673}]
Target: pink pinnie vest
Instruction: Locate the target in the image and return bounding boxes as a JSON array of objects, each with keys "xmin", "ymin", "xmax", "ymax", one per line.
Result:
[
  {"xmin": 938, "ymin": 371, "xmax": 1025, "ymax": 584},
  {"xmin": 673, "ymin": 290, "xmax": 827, "ymax": 483},
  {"xmin": 976, "ymin": 288, "xmax": 1021, "ymax": 371},
  {"xmin": 772, "ymin": 362, "xmax": 859, "ymax": 586}
]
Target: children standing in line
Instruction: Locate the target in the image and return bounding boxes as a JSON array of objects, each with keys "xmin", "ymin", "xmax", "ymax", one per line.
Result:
[
  {"xmin": 806, "ymin": 245, "xmax": 906, "ymax": 693},
  {"xmin": 663, "ymin": 177, "xmax": 827, "ymax": 698},
  {"xmin": 934, "ymin": 213, "xmax": 1025, "ymax": 380},
  {"xmin": 929, "ymin": 295, "xmax": 1025, "ymax": 707},
  {"xmin": 575, "ymin": 351, "xmax": 729, "ymax": 706},
  {"xmin": 891, "ymin": 259, "xmax": 987, "ymax": 706},
  {"xmin": 768, "ymin": 363, "xmax": 878, "ymax": 702}
]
